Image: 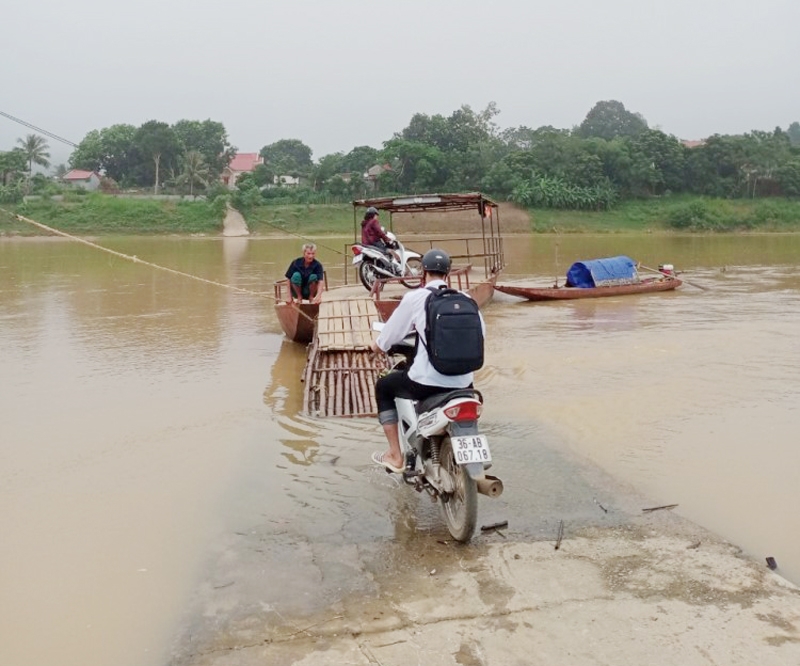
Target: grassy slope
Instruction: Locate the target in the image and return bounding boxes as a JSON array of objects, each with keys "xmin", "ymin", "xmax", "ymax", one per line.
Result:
[
  {"xmin": 4, "ymin": 195, "xmax": 221, "ymax": 236},
  {"xmin": 531, "ymin": 196, "xmax": 800, "ymax": 232},
  {"xmin": 3, "ymin": 194, "xmax": 800, "ymax": 237}
]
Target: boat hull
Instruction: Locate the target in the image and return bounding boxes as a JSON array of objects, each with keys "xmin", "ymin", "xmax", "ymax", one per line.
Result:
[
  {"xmin": 274, "ymin": 301, "xmax": 319, "ymax": 343},
  {"xmin": 495, "ymin": 278, "xmax": 681, "ymax": 301}
]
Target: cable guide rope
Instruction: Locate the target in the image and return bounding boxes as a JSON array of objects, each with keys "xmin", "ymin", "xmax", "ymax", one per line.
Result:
[{"xmin": 0, "ymin": 206, "xmax": 317, "ymax": 322}]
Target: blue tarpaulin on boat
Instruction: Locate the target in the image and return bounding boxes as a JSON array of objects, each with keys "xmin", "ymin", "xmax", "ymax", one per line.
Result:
[{"xmin": 566, "ymin": 256, "xmax": 638, "ymax": 288}]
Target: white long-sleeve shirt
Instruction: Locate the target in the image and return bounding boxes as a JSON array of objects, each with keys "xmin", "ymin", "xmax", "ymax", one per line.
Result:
[{"xmin": 375, "ymin": 279, "xmax": 485, "ymax": 388}]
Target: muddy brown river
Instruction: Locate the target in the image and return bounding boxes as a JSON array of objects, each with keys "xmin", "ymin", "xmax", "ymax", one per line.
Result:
[{"xmin": 1, "ymin": 233, "xmax": 798, "ymax": 666}]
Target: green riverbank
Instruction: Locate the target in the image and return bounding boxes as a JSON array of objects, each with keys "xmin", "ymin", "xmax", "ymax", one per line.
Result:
[{"xmin": 2, "ymin": 193, "xmax": 800, "ymax": 237}]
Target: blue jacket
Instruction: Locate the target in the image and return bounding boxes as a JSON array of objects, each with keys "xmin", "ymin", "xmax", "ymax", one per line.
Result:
[{"xmin": 285, "ymin": 257, "xmax": 324, "ymax": 285}]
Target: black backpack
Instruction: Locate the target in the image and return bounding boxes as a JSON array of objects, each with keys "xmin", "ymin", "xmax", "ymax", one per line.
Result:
[{"xmin": 422, "ymin": 286, "xmax": 484, "ymax": 375}]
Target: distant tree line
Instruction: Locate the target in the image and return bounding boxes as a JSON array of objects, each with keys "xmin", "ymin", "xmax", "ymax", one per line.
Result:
[{"xmin": 2, "ymin": 100, "xmax": 800, "ymax": 208}]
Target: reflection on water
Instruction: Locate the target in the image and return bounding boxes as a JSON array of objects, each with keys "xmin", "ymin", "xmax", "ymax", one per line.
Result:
[
  {"xmin": 262, "ymin": 341, "xmax": 322, "ymax": 466},
  {"xmin": 1, "ymin": 234, "xmax": 800, "ymax": 666}
]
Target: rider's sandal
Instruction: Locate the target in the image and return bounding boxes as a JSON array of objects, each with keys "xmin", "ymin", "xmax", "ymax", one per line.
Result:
[{"xmin": 371, "ymin": 451, "xmax": 404, "ymax": 474}]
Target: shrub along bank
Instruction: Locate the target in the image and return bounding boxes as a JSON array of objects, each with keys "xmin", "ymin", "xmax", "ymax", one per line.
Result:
[
  {"xmin": 530, "ymin": 196, "xmax": 800, "ymax": 232},
  {"xmin": 2, "ymin": 193, "xmax": 800, "ymax": 237}
]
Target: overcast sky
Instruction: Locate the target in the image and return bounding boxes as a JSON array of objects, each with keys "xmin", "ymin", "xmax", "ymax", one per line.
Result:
[{"xmin": 2, "ymin": 0, "xmax": 798, "ymax": 168}]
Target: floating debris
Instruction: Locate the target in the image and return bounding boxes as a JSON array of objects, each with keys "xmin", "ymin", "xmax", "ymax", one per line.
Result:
[
  {"xmin": 642, "ymin": 503, "xmax": 678, "ymax": 513},
  {"xmin": 480, "ymin": 520, "xmax": 508, "ymax": 532}
]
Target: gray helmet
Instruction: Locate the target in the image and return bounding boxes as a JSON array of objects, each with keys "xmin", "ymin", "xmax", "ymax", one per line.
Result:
[
  {"xmin": 366, "ymin": 206, "xmax": 378, "ymax": 215},
  {"xmin": 422, "ymin": 248, "xmax": 451, "ymax": 274}
]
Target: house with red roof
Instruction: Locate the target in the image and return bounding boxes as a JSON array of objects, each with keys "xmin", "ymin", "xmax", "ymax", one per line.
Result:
[
  {"xmin": 62, "ymin": 169, "xmax": 101, "ymax": 191},
  {"xmin": 222, "ymin": 152, "xmax": 264, "ymax": 189}
]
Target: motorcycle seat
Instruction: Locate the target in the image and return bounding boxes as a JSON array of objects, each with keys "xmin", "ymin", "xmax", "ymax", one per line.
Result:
[{"xmin": 415, "ymin": 388, "xmax": 483, "ymax": 415}]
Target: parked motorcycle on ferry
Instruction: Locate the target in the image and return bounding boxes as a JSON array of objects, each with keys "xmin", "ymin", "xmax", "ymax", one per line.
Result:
[
  {"xmin": 351, "ymin": 232, "xmax": 423, "ymax": 291},
  {"xmin": 373, "ymin": 324, "xmax": 503, "ymax": 542}
]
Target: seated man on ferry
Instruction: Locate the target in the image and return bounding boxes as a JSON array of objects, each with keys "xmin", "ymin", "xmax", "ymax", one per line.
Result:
[{"xmin": 284, "ymin": 243, "xmax": 324, "ymax": 304}]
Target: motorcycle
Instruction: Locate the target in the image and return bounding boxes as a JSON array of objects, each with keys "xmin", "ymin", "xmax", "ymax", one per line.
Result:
[
  {"xmin": 373, "ymin": 325, "xmax": 504, "ymax": 542},
  {"xmin": 351, "ymin": 232, "xmax": 423, "ymax": 291}
]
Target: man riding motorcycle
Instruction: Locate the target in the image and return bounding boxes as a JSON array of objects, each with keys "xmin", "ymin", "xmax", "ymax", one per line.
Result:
[
  {"xmin": 369, "ymin": 249, "xmax": 486, "ymax": 473},
  {"xmin": 361, "ymin": 206, "xmax": 396, "ymax": 258}
]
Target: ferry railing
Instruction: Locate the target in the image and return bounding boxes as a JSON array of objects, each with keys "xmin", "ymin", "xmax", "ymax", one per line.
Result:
[{"xmin": 342, "ymin": 236, "xmax": 503, "ymax": 286}]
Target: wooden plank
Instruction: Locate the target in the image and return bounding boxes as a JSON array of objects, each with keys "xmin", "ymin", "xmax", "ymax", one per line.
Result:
[
  {"xmin": 317, "ymin": 302, "xmax": 329, "ymax": 349},
  {"xmin": 356, "ymin": 298, "xmax": 375, "ymax": 350},
  {"xmin": 302, "ymin": 340, "xmax": 319, "ymax": 412},
  {"xmin": 360, "ymin": 299, "xmax": 374, "ymax": 348},
  {"xmin": 367, "ymin": 368, "xmax": 377, "ymax": 414},
  {"xmin": 324, "ymin": 302, "xmax": 336, "ymax": 350},
  {"xmin": 334, "ymin": 301, "xmax": 345, "ymax": 349},
  {"xmin": 335, "ymin": 352, "xmax": 343, "ymax": 416},
  {"xmin": 318, "ymin": 314, "xmax": 354, "ymax": 321},
  {"xmin": 313, "ymin": 351, "xmax": 324, "ymax": 416},
  {"xmin": 356, "ymin": 356, "xmax": 370, "ymax": 417},
  {"xmin": 317, "ymin": 302, "xmax": 330, "ymax": 340},
  {"xmin": 315, "ymin": 350, "xmax": 328, "ymax": 417},
  {"xmin": 353, "ymin": 354, "xmax": 364, "ymax": 414},
  {"xmin": 348, "ymin": 299, "xmax": 359, "ymax": 349},
  {"xmin": 342, "ymin": 352, "xmax": 350, "ymax": 416},
  {"xmin": 358, "ymin": 308, "xmax": 372, "ymax": 347},
  {"xmin": 315, "ymin": 298, "xmax": 372, "ymax": 351},
  {"xmin": 325, "ymin": 353, "xmax": 335, "ymax": 417},
  {"xmin": 302, "ymin": 317, "xmax": 390, "ymax": 416}
]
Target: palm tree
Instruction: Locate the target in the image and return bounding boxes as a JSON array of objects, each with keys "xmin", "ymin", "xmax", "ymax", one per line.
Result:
[
  {"xmin": 177, "ymin": 150, "xmax": 210, "ymax": 196},
  {"xmin": 17, "ymin": 134, "xmax": 51, "ymax": 178}
]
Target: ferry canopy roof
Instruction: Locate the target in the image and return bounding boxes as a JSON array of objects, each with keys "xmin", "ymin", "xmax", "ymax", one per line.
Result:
[{"xmin": 353, "ymin": 192, "xmax": 497, "ymax": 215}]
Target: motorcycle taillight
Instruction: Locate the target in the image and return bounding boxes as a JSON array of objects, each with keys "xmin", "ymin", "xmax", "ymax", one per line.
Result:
[
  {"xmin": 444, "ymin": 401, "xmax": 482, "ymax": 421},
  {"xmin": 352, "ymin": 246, "xmax": 362, "ymax": 256}
]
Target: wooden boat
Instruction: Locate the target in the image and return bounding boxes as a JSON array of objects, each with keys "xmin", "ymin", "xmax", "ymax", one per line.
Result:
[
  {"xmin": 495, "ymin": 276, "xmax": 681, "ymax": 301},
  {"xmin": 273, "ymin": 279, "xmax": 320, "ymax": 344},
  {"xmin": 496, "ymin": 256, "xmax": 682, "ymax": 301}
]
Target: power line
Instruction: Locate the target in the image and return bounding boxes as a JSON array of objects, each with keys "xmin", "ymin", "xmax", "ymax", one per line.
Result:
[{"xmin": 0, "ymin": 111, "xmax": 77, "ymax": 148}]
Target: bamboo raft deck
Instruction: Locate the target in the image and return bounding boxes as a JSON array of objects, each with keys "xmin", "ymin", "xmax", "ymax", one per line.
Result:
[{"xmin": 302, "ymin": 297, "xmax": 390, "ymax": 418}]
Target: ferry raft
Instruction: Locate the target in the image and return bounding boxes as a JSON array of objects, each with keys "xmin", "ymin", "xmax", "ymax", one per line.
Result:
[
  {"xmin": 274, "ymin": 192, "xmax": 505, "ymax": 343},
  {"xmin": 348, "ymin": 192, "xmax": 505, "ymax": 322}
]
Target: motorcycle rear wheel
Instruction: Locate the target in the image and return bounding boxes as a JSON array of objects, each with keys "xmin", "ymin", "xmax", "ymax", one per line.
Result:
[
  {"xmin": 438, "ymin": 436, "xmax": 478, "ymax": 542},
  {"xmin": 359, "ymin": 260, "xmax": 380, "ymax": 291},
  {"xmin": 400, "ymin": 256, "xmax": 423, "ymax": 289}
]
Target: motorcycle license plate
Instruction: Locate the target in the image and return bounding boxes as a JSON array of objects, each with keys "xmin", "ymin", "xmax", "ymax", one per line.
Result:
[
  {"xmin": 352, "ymin": 255, "xmax": 363, "ymax": 264},
  {"xmin": 453, "ymin": 435, "xmax": 492, "ymax": 464}
]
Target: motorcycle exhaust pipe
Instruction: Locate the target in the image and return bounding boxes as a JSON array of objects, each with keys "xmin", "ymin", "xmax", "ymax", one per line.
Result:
[
  {"xmin": 369, "ymin": 263, "xmax": 396, "ymax": 278},
  {"xmin": 476, "ymin": 475, "xmax": 504, "ymax": 498}
]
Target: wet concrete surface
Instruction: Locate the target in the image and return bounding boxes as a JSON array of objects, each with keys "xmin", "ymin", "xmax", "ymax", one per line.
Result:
[{"xmin": 168, "ymin": 457, "xmax": 800, "ymax": 665}]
